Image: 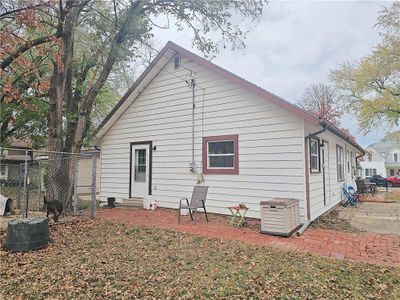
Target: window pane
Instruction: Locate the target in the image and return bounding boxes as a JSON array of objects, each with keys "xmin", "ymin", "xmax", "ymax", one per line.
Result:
[
  {"xmin": 336, "ymin": 146, "xmax": 344, "ymax": 180},
  {"xmin": 311, "ymin": 156, "xmax": 318, "ymax": 170},
  {"xmin": 310, "ymin": 139, "xmax": 319, "ymax": 172},
  {"xmin": 310, "ymin": 140, "xmax": 318, "ymax": 154},
  {"xmin": 135, "ymin": 149, "xmax": 146, "ymax": 182},
  {"xmin": 208, "ymin": 141, "xmax": 234, "ymax": 154},
  {"xmin": 137, "ymin": 149, "xmax": 146, "ymax": 164},
  {"xmin": 209, "ymin": 155, "xmax": 234, "ymax": 168}
]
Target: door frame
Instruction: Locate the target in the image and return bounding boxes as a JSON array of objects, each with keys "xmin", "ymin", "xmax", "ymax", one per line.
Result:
[{"xmin": 129, "ymin": 141, "xmax": 153, "ymax": 198}]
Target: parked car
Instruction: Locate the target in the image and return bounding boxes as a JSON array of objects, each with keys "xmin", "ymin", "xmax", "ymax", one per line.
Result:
[
  {"xmin": 368, "ymin": 175, "xmax": 387, "ymax": 187},
  {"xmin": 386, "ymin": 176, "xmax": 400, "ymax": 187}
]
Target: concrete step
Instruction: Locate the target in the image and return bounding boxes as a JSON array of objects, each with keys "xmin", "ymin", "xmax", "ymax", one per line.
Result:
[{"xmin": 117, "ymin": 197, "xmax": 143, "ymax": 209}]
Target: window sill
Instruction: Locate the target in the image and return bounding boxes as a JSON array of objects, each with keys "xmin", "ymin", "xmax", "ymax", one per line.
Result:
[
  {"xmin": 310, "ymin": 170, "xmax": 321, "ymax": 174},
  {"xmin": 203, "ymin": 169, "xmax": 238, "ymax": 175}
]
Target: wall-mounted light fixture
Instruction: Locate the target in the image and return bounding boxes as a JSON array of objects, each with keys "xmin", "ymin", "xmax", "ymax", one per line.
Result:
[{"xmin": 152, "ymin": 146, "xmax": 157, "ymax": 151}]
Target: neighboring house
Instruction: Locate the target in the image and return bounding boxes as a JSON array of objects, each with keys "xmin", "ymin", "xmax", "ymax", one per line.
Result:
[
  {"xmin": 1, "ymin": 141, "xmax": 100, "ymax": 192},
  {"xmin": 34, "ymin": 148, "xmax": 101, "ymax": 194},
  {"xmin": 359, "ymin": 139, "xmax": 400, "ymax": 178},
  {"xmin": 0, "ymin": 138, "xmax": 32, "ymax": 182},
  {"xmin": 96, "ymin": 42, "xmax": 364, "ymax": 223},
  {"xmin": 77, "ymin": 149, "xmax": 101, "ymax": 194}
]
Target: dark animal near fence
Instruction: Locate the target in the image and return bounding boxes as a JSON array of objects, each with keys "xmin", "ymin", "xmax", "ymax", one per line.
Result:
[{"xmin": 42, "ymin": 196, "xmax": 63, "ymax": 222}]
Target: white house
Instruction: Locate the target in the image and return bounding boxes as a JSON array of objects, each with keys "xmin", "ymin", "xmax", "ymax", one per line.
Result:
[
  {"xmin": 96, "ymin": 42, "xmax": 364, "ymax": 225},
  {"xmin": 359, "ymin": 139, "xmax": 400, "ymax": 178}
]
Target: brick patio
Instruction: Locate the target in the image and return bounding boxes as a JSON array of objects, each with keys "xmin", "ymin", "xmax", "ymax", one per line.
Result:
[{"xmin": 97, "ymin": 208, "xmax": 400, "ymax": 267}]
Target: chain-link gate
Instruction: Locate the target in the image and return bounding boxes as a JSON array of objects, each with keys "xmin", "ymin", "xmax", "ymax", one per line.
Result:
[{"xmin": 0, "ymin": 148, "xmax": 98, "ymax": 219}]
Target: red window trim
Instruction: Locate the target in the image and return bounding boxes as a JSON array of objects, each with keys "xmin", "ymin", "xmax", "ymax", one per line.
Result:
[{"xmin": 202, "ymin": 134, "xmax": 239, "ymax": 175}]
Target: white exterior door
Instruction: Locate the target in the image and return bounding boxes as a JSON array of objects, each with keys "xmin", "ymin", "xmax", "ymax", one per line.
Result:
[
  {"xmin": 322, "ymin": 141, "xmax": 331, "ymax": 205},
  {"xmin": 130, "ymin": 143, "xmax": 150, "ymax": 198}
]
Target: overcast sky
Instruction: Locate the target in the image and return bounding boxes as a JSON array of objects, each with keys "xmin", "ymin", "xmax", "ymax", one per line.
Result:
[{"xmin": 152, "ymin": 0, "xmax": 395, "ymax": 146}]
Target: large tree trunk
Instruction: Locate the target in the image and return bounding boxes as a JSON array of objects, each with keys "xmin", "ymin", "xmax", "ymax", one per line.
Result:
[
  {"xmin": 46, "ymin": 0, "xmax": 145, "ymax": 210},
  {"xmin": 47, "ymin": 1, "xmax": 82, "ymax": 208}
]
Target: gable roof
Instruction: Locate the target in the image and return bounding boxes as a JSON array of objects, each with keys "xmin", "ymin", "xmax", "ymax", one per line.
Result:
[{"xmin": 96, "ymin": 41, "xmax": 364, "ymax": 154}]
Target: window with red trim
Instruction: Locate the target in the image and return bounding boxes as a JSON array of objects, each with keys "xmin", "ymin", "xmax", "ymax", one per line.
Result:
[{"xmin": 202, "ymin": 135, "xmax": 239, "ymax": 174}]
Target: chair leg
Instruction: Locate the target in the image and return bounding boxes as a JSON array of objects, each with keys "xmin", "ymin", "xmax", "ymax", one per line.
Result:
[
  {"xmin": 203, "ymin": 206, "xmax": 209, "ymax": 222},
  {"xmin": 178, "ymin": 207, "xmax": 181, "ymax": 224}
]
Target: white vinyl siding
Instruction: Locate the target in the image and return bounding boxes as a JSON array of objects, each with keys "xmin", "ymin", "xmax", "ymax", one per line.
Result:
[
  {"xmin": 305, "ymin": 123, "xmax": 361, "ymax": 221},
  {"xmin": 77, "ymin": 155, "xmax": 101, "ymax": 194},
  {"xmin": 100, "ymin": 56, "xmax": 306, "ymax": 220}
]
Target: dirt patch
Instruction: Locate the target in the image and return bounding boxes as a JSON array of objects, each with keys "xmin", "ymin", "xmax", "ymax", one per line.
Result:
[
  {"xmin": 1, "ymin": 218, "xmax": 399, "ymax": 299},
  {"xmin": 310, "ymin": 209, "xmax": 363, "ymax": 233},
  {"xmin": 338, "ymin": 202, "xmax": 400, "ymax": 235},
  {"xmin": 385, "ymin": 189, "xmax": 400, "ymax": 202},
  {"xmin": 361, "ymin": 190, "xmax": 400, "ymax": 203}
]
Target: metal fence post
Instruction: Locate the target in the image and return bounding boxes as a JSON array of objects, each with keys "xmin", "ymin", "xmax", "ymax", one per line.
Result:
[
  {"xmin": 91, "ymin": 154, "xmax": 97, "ymax": 218},
  {"xmin": 23, "ymin": 150, "xmax": 28, "ymax": 218},
  {"xmin": 73, "ymin": 157, "xmax": 78, "ymax": 214},
  {"xmin": 17, "ymin": 164, "xmax": 23, "ymax": 209},
  {"xmin": 37, "ymin": 160, "xmax": 42, "ymax": 211}
]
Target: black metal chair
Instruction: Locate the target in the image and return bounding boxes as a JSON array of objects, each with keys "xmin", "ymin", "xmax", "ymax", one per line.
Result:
[
  {"xmin": 178, "ymin": 186, "xmax": 209, "ymax": 224},
  {"xmin": 355, "ymin": 179, "xmax": 375, "ymax": 196}
]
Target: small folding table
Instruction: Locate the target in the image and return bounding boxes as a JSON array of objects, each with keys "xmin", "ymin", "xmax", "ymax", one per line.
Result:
[{"xmin": 227, "ymin": 206, "xmax": 249, "ymax": 227}]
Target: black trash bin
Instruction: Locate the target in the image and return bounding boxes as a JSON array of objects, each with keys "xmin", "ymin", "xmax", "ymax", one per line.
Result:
[
  {"xmin": 6, "ymin": 217, "xmax": 49, "ymax": 252},
  {"xmin": 107, "ymin": 197, "xmax": 116, "ymax": 208}
]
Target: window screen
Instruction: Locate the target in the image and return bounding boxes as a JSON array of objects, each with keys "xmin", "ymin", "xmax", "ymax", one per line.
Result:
[
  {"xmin": 310, "ymin": 139, "xmax": 320, "ymax": 173},
  {"xmin": 208, "ymin": 141, "xmax": 234, "ymax": 168},
  {"xmin": 336, "ymin": 145, "xmax": 344, "ymax": 181}
]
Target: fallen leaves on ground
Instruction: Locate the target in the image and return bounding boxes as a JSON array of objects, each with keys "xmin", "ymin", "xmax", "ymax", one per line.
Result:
[
  {"xmin": 0, "ymin": 218, "xmax": 399, "ymax": 299},
  {"xmin": 309, "ymin": 209, "xmax": 362, "ymax": 233}
]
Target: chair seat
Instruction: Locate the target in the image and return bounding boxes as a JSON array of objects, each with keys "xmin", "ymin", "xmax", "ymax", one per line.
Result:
[
  {"xmin": 178, "ymin": 186, "xmax": 209, "ymax": 224},
  {"xmin": 180, "ymin": 205, "xmax": 202, "ymax": 209}
]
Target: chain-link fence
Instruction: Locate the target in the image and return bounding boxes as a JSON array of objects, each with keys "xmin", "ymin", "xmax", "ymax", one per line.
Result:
[{"xmin": 0, "ymin": 148, "xmax": 98, "ymax": 219}]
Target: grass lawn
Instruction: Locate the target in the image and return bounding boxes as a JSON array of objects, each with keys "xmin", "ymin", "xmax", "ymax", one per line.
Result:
[{"xmin": 0, "ymin": 218, "xmax": 399, "ymax": 299}]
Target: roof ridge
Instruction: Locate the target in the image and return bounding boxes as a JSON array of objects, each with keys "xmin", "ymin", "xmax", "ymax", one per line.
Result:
[{"xmin": 96, "ymin": 41, "xmax": 364, "ymax": 154}]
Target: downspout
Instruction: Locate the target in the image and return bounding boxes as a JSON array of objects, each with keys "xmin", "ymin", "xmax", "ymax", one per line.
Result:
[
  {"xmin": 297, "ymin": 124, "xmax": 327, "ymax": 235},
  {"xmin": 190, "ymin": 78, "xmax": 196, "ymax": 172},
  {"xmin": 356, "ymin": 153, "xmax": 365, "ymax": 161}
]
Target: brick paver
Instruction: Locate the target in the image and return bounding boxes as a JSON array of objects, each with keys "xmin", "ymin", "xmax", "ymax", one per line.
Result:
[{"xmin": 97, "ymin": 208, "xmax": 400, "ymax": 267}]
